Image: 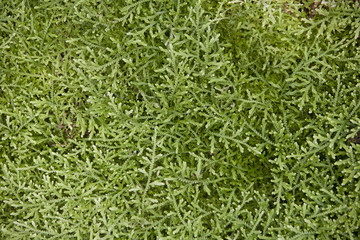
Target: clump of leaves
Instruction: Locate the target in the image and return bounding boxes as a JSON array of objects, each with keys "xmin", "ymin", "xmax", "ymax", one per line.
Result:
[{"xmin": 1, "ymin": 0, "xmax": 360, "ymax": 239}]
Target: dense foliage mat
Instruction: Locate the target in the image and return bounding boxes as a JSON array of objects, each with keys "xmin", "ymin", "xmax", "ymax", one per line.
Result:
[{"xmin": 1, "ymin": 0, "xmax": 360, "ymax": 239}]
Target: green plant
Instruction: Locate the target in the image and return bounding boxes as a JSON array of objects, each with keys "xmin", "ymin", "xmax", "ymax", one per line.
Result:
[{"xmin": 1, "ymin": 0, "xmax": 360, "ymax": 239}]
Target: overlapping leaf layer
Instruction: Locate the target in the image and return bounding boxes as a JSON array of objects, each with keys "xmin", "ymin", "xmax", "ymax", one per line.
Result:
[{"xmin": 1, "ymin": 0, "xmax": 360, "ymax": 239}]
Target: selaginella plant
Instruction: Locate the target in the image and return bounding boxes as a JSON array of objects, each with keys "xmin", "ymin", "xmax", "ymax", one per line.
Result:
[{"xmin": 1, "ymin": 0, "xmax": 359, "ymax": 239}]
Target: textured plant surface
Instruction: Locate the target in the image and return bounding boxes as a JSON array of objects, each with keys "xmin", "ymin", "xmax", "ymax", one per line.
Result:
[{"xmin": 1, "ymin": 0, "xmax": 360, "ymax": 239}]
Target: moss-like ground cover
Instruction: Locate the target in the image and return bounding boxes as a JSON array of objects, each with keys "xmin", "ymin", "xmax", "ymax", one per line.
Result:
[{"xmin": 1, "ymin": 0, "xmax": 360, "ymax": 239}]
